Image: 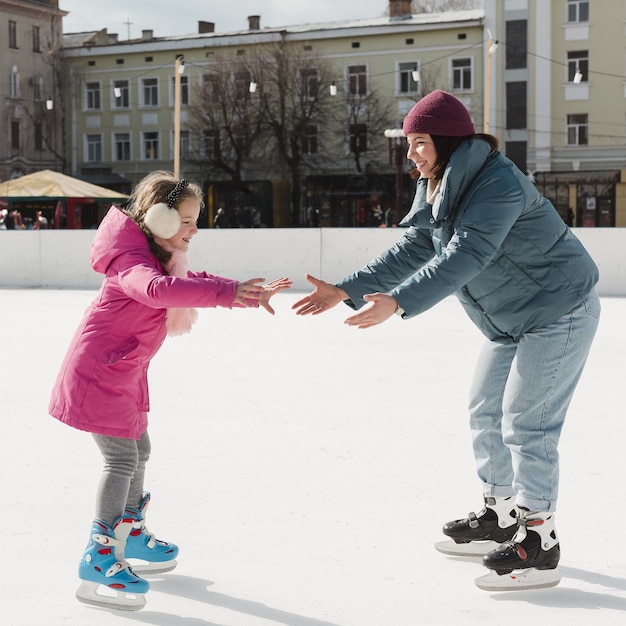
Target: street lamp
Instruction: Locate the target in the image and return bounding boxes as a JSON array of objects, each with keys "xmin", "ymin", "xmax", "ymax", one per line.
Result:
[
  {"xmin": 484, "ymin": 29, "xmax": 498, "ymax": 133},
  {"xmin": 174, "ymin": 55, "xmax": 185, "ymax": 178},
  {"xmin": 384, "ymin": 128, "xmax": 406, "ymax": 219}
]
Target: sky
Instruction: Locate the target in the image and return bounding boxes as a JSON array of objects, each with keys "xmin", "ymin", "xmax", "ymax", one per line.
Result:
[{"xmin": 59, "ymin": 0, "xmax": 392, "ymax": 38}]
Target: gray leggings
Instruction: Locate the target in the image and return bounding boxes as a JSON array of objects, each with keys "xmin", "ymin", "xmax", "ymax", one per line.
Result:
[{"xmin": 91, "ymin": 431, "xmax": 151, "ymax": 526}]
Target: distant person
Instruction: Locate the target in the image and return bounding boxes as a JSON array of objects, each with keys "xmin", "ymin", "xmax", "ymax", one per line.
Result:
[
  {"xmin": 293, "ymin": 90, "xmax": 599, "ymax": 592},
  {"xmin": 49, "ymin": 170, "xmax": 291, "ymax": 611},
  {"xmin": 214, "ymin": 206, "xmax": 229, "ymax": 228}
]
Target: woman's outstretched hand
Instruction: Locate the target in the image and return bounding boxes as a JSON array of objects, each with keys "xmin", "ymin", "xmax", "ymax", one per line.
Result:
[
  {"xmin": 343, "ymin": 293, "xmax": 398, "ymax": 329},
  {"xmin": 292, "ymin": 274, "xmax": 348, "ymax": 315}
]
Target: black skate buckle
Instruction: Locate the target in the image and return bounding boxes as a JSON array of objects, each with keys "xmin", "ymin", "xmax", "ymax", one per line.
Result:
[{"xmin": 468, "ymin": 512, "xmax": 479, "ymax": 529}]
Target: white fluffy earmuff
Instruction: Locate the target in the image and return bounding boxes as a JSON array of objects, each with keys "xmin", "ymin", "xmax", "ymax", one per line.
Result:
[{"xmin": 144, "ymin": 201, "xmax": 181, "ymax": 239}]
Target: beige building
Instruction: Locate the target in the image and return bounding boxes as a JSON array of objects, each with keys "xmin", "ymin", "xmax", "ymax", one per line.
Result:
[
  {"xmin": 0, "ymin": 0, "xmax": 66, "ymax": 181},
  {"xmin": 484, "ymin": 0, "xmax": 626, "ymax": 226},
  {"xmin": 59, "ymin": 1, "xmax": 485, "ymax": 226}
]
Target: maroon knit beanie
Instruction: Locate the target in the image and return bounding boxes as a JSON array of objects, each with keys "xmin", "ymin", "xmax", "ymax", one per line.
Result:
[{"xmin": 402, "ymin": 90, "xmax": 474, "ymax": 137}]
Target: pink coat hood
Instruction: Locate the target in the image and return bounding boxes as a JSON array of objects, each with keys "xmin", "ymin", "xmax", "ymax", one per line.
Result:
[{"xmin": 49, "ymin": 207, "xmax": 238, "ymax": 439}]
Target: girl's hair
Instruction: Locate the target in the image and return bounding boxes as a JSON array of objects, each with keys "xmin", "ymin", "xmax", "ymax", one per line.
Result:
[
  {"xmin": 125, "ymin": 170, "xmax": 204, "ymax": 265},
  {"xmin": 409, "ymin": 133, "xmax": 499, "ymax": 180}
]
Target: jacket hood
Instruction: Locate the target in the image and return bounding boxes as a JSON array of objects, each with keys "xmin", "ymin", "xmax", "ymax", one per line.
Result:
[{"xmin": 91, "ymin": 206, "xmax": 151, "ymax": 274}]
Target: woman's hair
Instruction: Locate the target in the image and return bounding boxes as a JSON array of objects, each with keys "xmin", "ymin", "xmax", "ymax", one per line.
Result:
[
  {"xmin": 410, "ymin": 133, "xmax": 499, "ymax": 180},
  {"xmin": 125, "ymin": 170, "xmax": 204, "ymax": 264}
]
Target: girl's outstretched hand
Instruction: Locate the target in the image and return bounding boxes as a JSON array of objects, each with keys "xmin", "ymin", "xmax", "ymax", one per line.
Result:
[
  {"xmin": 292, "ymin": 274, "xmax": 348, "ymax": 315},
  {"xmin": 234, "ymin": 277, "xmax": 292, "ymax": 314},
  {"xmin": 259, "ymin": 277, "xmax": 292, "ymax": 315}
]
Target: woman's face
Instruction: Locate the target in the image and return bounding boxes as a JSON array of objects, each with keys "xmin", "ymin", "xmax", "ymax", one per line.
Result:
[
  {"xmin": 406, "ymin": 133, "xmax": 438, "ymax": 179},
  {"xmin": 155, "ymin": 196, "xmax": 200, "ymax": 252}
]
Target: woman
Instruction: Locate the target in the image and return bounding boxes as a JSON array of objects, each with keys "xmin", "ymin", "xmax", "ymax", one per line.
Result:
[{"xmin": 293, "ymin": 90, "xmax": 600, "ymax": 591}]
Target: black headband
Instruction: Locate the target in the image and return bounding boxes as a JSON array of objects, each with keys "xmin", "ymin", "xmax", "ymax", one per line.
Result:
[{"xmin": 166, "ymin": 179, "xmax": 189, "ymax": 208}]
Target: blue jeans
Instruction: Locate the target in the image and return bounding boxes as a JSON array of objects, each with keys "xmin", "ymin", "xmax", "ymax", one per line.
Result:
[{"xmin": 469, "ymin": 289, "xmax": 600, "ymax": 512}]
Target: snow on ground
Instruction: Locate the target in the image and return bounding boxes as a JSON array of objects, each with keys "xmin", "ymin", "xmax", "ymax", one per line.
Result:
[{"xmin": 1, "ymin": 289, "xmax": 625, "ymax": 625}]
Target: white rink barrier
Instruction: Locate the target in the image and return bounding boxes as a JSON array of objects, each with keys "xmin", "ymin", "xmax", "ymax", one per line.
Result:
[{"xmin": 0, "ymin": 227, "xmax": 624, "ymax": 296}]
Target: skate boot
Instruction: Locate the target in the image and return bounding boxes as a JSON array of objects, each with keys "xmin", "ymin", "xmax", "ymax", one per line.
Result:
[
  {"xmin": 475, "ymin": 508, "xmax": 561, "ymax": 591},
  {"xmin": 434, "ymin": 496, "xmax": 517, "ymax": 557},
  {"xmin": 124, "ymin": 492, "xmax": 179, "ymax": 574},
  {"xmin": 76, "ymin": 517, "xmax": 149, "ymax": 610}
]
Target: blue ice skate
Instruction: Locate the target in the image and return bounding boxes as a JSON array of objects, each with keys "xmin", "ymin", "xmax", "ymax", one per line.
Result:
[
  {"xmin": 76, "ymin": 517, "xmax": 149, "ymax": 610},
  {"xmin": 124, "ymin": 492, "xmax": 179, "ymax": 574}
]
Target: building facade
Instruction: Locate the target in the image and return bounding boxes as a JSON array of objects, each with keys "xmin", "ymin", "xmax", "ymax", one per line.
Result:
[
  {"xmin": 59, "ymin": 1, "xmax": 485, "ymax": 226},
  {"xmin": 0, "ymin": 0, "xmax": 66, "ymax": 181},
  {"xmin": 483, "ymin": 0, "xmax": 626, "ymax": 227}
]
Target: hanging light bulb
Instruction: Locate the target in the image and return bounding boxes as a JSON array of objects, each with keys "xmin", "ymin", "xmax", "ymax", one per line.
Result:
[
  {"xmin": 573, "ymin": 67, "xmax": 583, "ymax": 84},
  {"xmin": 46, "ymin": 97, "xmax": 53, "ymax": 110},
  {"xmin": 249, "ymin": 81, "xmax": 257, "ymax": 93},
  {"xmin": 412, "ymin": 70, "xmax": 420, "ymax": 83},
  {"xmin": 113, "ymin": 86, "xmax": 122, "ymax": 98},
  {"xmin": 329, "ymin": 81, "xmax": 337, "ymax": 96}
]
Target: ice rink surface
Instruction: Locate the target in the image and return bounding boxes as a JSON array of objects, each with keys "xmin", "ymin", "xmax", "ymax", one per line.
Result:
[{"xmin": 1, "ymin": 288, "xmax": 625, "ymax": 625}]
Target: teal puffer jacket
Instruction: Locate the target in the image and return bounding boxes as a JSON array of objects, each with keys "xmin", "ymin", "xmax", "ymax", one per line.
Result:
[{"xmin": 337, "ymin": 138, "xmax": 598, "ymax": 342}]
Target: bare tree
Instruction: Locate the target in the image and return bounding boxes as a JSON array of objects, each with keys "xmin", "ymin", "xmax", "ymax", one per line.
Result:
[
  {"xmin": 337, "ymin": 79, "xmax": 393, "ymax": 174},
  {"xmin": 256, "ymin": 39, "xmax": 336, "ymax": 225},
  {"xmin": 187, "ymin": 54, "xmax": 265, "ymax": 181}
]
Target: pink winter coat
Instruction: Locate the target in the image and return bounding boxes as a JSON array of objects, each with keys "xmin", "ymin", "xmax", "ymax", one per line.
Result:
[{"xmin": 49, "ymin": 206, "xmax": 239, "ymax": 439}]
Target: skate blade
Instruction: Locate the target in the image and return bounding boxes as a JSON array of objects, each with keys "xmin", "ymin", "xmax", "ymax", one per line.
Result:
[
  {"xmin": 435, "ymin": 539, "xmax": 501, "ymax": 557},
  {"xmin": 128, "ymin": 558, "xmax": 178, "ymax": 575},
  {"xmin": 76, "ymin": 580, "xmax": 146, "ymax": 611},
  {"xmin": 475, "ymin": 567, "xmax": 561, "ymax": 592}
]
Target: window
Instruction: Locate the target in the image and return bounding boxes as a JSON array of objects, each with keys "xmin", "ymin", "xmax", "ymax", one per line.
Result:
[
  {"xmin": 170, "ymin": 75, "xmax": 190, "ymax": 105},
  {"xmin": 86, "ymin": 134, "xmax": 102, "ymax": 162},
  {"xmin": 568, "ymin": 0, "xmax": 589, "ymax": 22},
  {"xmin": 10, "ymin": 69, "xmax": 19, "ymax": 98},
  {"xmin": 143, "ymin": 131, "xmax": 159, "ymax": 159},
  {"xmin": 176, "ymin": 130, "xmax": 191, "ymax": 159},
  {"xmin": 201, "ymin": 130, "xmax": 220, "ymax": 158},
  {"xmin": 301, "ymin": 125, "xmax": 318, "ymax": 155},
  {"xmin": 504, "ymin": 141, "xmax": 527, "ymax": 174},
  {"xmin": 451, "ymin": 58, "xmax": 472, "ymax": 90},
  {"xmin": 32, "ymin": 26, "xmax": 41, "ymax": 52},
  {"xmin": 568, "ymin": 50, "xmax": 588, "ymax": 82},
  {"xmin": 9, "ymin": 21, "xmax": 17, "ymax": 49},
  {"xmin": 234, "ymin": 70, "xmax": 252, "ymax": 99},
  {"xmin": 506, "ymin": 82, "xmax": 527, "ymax": 129},
  {"xmin": 349, "ymin": 123, "xmax": 368, "ymax": 153},
  {"xmin": 202, "ymin": 74, "xmax": 219, "ymax": 102},
  {"xmin": 113, "ymin": 133, "xmax": 131, "ymax": 161},
  {"xmin": 505, "ymin": 20, "xmax": 527, "ymax": 70},
  {"xmin": 567, "ymin": 114, "xmax": 588, "ymax": 145},
  {"xmin": 398, "ymin": 62, "xmax": 419, "ymax": 94},
  {"xmin": 300, "ymin": 68, "xmax": 319, "ymax": 100},
  {"xmin": 348, "ymin": 65, "xmax": 367, "ymax": 96},
  {"xmin": 33, "ymin": 76, "xmax": 43, "ymax": 101},
  {"xmin": 85, "ymin": 82, "xmax": 101, "ymax": 110},
  {"xmin": 113, "ymin": 80, "xmax": 129, "ymax": 108},
  {"xmin": 11, "ymin": 120, "xmax": 20, "ymax": 150},
  {"xmin": 141, "ymin": 78, "xmax": 159, "ymax": 106},
  {"xmin": 35, "ymin": 123, "xmax": 43, "ymax": 150}
]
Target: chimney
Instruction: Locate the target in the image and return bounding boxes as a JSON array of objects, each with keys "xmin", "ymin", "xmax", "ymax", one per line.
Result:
[
  {"xmin": 141, "ymin": 29, "xmax": 153, "ymax": 40},
  {"xmin": 248, "ymin": 15, "xmax": 260, "ymax": 30},
  {"xmin": 198, "ymin": 21, "xmax": 215, "ymax": 34},
  {"xmin": 389, "ymin": 0, "xmax": 412, "ymax": 19}
]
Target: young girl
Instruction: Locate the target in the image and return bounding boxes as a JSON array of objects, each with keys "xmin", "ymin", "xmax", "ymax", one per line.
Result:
[
  {"xmin": 49, "ymin": 170, "xmax": 291, "ymax": 611},
  {"xmin": 293, "ymin": 91, "xmax": 599, "ymax": 592}
]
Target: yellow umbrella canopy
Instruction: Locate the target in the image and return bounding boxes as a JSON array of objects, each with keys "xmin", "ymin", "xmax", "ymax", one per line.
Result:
[{"xmin": 0, "ymin": 170, "xmax": 128, "ymax": 199}]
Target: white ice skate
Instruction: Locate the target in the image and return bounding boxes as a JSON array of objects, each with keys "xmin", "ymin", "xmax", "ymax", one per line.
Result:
[
  {"xmin": 76, "ymin": 578, "xmax": 147, "ymax": 611},
  {"xmin": 475, "ymin": 567, "xmax": 561, "ymax": 591}
]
